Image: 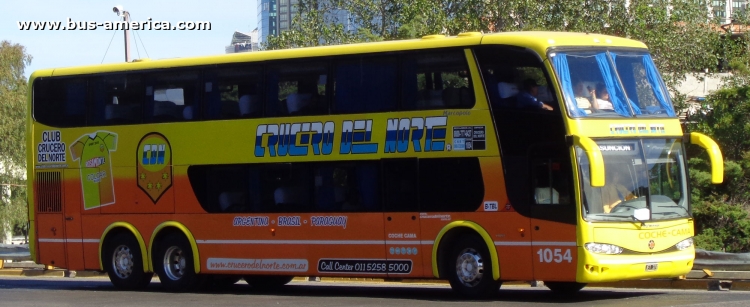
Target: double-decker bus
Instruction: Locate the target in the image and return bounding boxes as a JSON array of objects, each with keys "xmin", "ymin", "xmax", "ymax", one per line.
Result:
[{"xmin": 28, "ymin": 31, "xmax": 723, "ymax": 296}]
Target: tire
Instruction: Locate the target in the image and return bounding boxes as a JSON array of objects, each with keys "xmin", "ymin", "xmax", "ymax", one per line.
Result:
[
  {"xmin": 104, "ymin": 232, "xmax": 153, "ymax": 290},
  {"xmin": 153, "ymin": 233, "xmax": 202, "ymax": 292},
  {"xmin": 446, "ymin": 235, "xmax": 500, "ymax": 298},
  {"xmin": 244, "ymin": 275, "xmax": 295, "ymax": 289},
  {"xmin": 545, "ymin": 281, "xmax": 586, "ymax": 294}
]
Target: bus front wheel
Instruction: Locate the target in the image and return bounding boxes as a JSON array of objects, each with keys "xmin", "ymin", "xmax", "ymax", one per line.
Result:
[
  {"xmin": 104, "ymin": 232, "xmax": 153, "ymax": 290},
  {"xmin": 153, "ymin": 233, "xmax": 202, "ymax": 291},
  {"xmin": 446, "ymin": 235, "xmax": 500, "ymax": 298}
]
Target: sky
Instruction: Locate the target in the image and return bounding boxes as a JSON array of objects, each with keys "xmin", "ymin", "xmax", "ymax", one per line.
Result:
[{"xmin": 0, "ymin": 0, "xmax": 258, "ymax": 79}]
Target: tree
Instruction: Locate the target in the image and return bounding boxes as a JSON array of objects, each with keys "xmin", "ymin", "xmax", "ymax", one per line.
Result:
[
  {"xmin": 267, "ymin": 0, "xmax": 725, "ymax": 91},
  {"xmin": 0, "ymin": 41, "xmax": 31, "ymax": 243}
]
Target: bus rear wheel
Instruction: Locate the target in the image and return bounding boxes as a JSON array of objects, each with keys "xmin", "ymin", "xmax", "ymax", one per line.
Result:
[
  {"xmin": 244, "ymin": 275, "xmax": 294, "ymax": 289},
  {"xmin": 153, "ymin": 233, "xmax": 202, "ymax": 291},
  {"xmin": 446, "ymin": 235, "xmax": 500, "ymax": 298},
  {"xmin": 545, "ymin": 281, "xmax": 586, "ymax": 294},
  {"xmin": 104, "ymin": 233, "xmax": 153, "ymax": 290}
]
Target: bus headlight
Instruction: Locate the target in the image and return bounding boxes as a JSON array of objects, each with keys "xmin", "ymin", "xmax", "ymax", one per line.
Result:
[
  {"xmin": 675, "ymin": 238, "xmax": 694, "ymax": 250},
  {"xmin": 585, "ymin": 242, "xmax": 623, "ymax": 255}
]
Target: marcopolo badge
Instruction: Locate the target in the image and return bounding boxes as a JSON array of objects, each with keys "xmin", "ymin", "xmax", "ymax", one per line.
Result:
[{"xmin": 137, "ymin": 132, "xmax": 172, "ymax": 203}]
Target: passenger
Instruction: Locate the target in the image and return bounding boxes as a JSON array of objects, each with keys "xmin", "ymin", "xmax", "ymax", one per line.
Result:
[
  {"xmin": 594, "ymin": 83, "xmax": 614, "ymax": 111},
  {"xmin": 602, "ymin": 170, "xmax": 635, "ymax": 213},
  {"xmin": 516, "ymin": 79, "xmax": 553, "ymax": 111},
  {"xmin": 573, "ymin": 80, "xmax": 598, "ymax": 113}
]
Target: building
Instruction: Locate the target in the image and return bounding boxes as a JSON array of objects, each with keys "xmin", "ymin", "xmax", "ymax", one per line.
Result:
[
  {"xmin": 225, "ymin": 29, "xmax": 260, "ymax": 53},
  {"xmin": 257, "ymin": 0, "xmax": 356, "ymax": 43},
  {"xmin": 712, "ymin": 0, "xmax": 749, "ymax": 24}
]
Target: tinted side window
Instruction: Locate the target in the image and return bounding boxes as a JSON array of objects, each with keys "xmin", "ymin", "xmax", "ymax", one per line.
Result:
[
  {"xmin": 419, "ymin": 158, "xmax": 484, "ymax": 212},
  {"xmin": 33, "ymin": 78, "xmax": 87, "ymax": 127},
  {"xmin": 189, "ymin": 161, "xmax": 381, "ymax": 213},
  {"xmin": 402, "ymin": 50, "xmax": 474, "ymax": 110},
  {"xmin": 382, "ymin": 159, "xmax": 419, "ymax": 212},
  {"xmin": 145, "ymin": 71, "xmax": 200, "ymax": 123},
  {"xmin": 90, "ymin": 74, "xmax": 143, "ymax": 125},
  {"xmin": 267, "ymin": 61, "xmax": 329, "ymax": 116},
  {"xmin": 314, "ymin": 161, "xmax": 381, "ymax": 212},
  {"xmin": 204, "ymin": 66, "xmax": 264, "ymax": 120},
  {"xmin": 333, "ymin": 55, "xmax": 398, "ymax": 113}
]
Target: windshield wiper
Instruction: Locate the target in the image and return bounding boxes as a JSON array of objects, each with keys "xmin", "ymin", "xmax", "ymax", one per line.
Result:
[
  {"xmin": 605, "ymin": 214, "xmax": 646, "ymax": 226},
  {"xmin": 631, "ymin": 215, "xmax": 646, "ymax": 226}
]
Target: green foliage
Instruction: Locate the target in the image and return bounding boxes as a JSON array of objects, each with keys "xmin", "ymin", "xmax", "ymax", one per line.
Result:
[
  {"xmin": 0, "ymin": 40, "xmax": 31, "ymax": 240},
  {"xmin": 692, "ymin": 197, "xmax": 750, "ymax": 252},
  {"xmin": 688, "ymin": 84, "xmax": 750, "ymax": 252}
]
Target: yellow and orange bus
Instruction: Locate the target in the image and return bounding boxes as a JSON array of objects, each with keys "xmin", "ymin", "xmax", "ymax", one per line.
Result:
[{"xmin": 28, "ymin": 31, "xmax": 723, "ymax": 296}]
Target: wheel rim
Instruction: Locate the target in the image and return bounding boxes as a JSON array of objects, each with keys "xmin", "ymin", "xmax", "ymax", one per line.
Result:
[
  {"xmin": 111, "ymin": 244, "xmax": 134, "ymax": 279},
  {"xmin": 162, "ymin": 246, "xmax": 187, "ymax": 281},
  {"xmin": 455, "ymin": 247, "xmax": 484, "ymax": 287}
]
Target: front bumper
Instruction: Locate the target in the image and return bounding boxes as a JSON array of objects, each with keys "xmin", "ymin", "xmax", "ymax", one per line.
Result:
[{"xmin": 577, "ymin": 246, "xmax": 694, "ymax": 283}]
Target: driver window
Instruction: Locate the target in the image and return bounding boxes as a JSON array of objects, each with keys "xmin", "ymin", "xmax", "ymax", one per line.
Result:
[{"xmin": 532, "ymin": 160, "xmax": 571, "ymax": 205}]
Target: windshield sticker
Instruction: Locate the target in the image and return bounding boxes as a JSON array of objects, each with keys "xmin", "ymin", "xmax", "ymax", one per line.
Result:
[
  {"xmin": 37, "ymin": 130, "xmax": 66, "ymax": 164},
  {"xmin": 609, "ymin": 124, "xmax": 666, "ymax": 135},
  {"xmin": 452, "ymin": 126, "xmax": 486, "ymax": 151}
]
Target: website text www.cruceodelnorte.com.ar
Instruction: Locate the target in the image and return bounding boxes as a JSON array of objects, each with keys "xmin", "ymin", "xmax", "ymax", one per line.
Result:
[
  {"xmin": 207, "ymin": 258, "xmax": 308, "ymax": 272},
  {"xmin": 18, "ymin": 18, "xmax": 211, "ymax": 31}
]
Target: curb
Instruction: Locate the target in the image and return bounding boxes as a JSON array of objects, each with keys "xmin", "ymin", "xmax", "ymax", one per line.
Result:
[{"xmin": 0, "ymin": 269, "xmax": 106, "ymax": 278}]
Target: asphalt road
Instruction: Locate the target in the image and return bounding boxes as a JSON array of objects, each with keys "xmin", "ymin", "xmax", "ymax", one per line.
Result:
[{"xmin": 1, "ymin": 276, "xmax": 750, "ymax": 307}]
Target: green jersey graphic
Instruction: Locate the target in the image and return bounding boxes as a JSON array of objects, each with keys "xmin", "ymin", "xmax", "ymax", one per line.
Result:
[{"xmin": 70, "ymin": 131, "xmax": 118, "ymax": 209}]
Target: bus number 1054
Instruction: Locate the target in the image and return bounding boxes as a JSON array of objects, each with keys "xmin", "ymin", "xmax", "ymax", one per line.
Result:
[{"xmin": 536, "ymin": 248, "xmax": 573, "ymax": 263}]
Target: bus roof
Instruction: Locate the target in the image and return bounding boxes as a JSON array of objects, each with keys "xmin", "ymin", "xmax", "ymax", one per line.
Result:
[{"xmin": 31, "ymin": 31, "xmax": 648, "ymax": 80}]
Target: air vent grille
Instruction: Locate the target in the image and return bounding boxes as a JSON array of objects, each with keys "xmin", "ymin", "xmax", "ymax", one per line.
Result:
[{"xmin": 35, "ymin": 171, "xmax": 62, "ymax": 213}]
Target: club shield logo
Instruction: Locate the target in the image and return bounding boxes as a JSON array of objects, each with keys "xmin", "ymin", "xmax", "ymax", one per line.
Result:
[{"xmin": 137, "ymin": 133, "xmax": 172, "ymax": 203}]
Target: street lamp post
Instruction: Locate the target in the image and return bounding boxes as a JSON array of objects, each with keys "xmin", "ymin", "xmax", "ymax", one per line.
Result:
[{"xmin": 112, "ymin": 5, "xmax": 131, "ymax": 62}]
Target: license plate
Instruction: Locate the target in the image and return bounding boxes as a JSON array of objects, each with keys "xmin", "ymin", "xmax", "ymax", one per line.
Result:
[{"xmin": 645, "ymin": 263, "xmax": 658, "ymax": 272}]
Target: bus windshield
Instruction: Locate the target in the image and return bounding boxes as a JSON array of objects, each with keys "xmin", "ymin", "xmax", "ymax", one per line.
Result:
[
  {"xmin": 578, "ymin": 139, "xmax": 688, "ymax": 222},
  {"xmin": 551, "ymin": 50, "xmax": 676, "ymax": 118}
]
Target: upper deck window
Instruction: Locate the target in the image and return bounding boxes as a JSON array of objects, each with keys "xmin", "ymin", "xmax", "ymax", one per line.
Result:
[
  {"xmin": 33, "ymin": 77, "xmax": 87, "ymax": 127},
  {"xmin": 551, "ymin": 50, "xmax": 675, "ymax": 118}
]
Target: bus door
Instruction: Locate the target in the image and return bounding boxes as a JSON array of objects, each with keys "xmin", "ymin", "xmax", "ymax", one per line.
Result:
[
  {"xmin": 528, "ymin": 148, "xmax": 578, "ymax": 282},
  {"xmin": 302, "ymin": 161, "xmax": 386, "ymax": 277},
  {"xmin": 62, "ymin": 169, "xmax": 86, "ymax": 270},
  {"xmin": 382, "ymin": 159, "xmax": 422, "ymax": 277}
]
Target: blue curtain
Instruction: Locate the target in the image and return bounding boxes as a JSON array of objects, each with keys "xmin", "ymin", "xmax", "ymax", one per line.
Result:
[
  {"xmin": 595, "ymin": 53, "xmax": 632, "ymax": 116},
  {"xmin": 552, "ymin": 54, "xmax": 587, "ymax": 117},
  {"xmin": 643, "ymin": 54, "xmax": 676, "ymax": 116}
]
